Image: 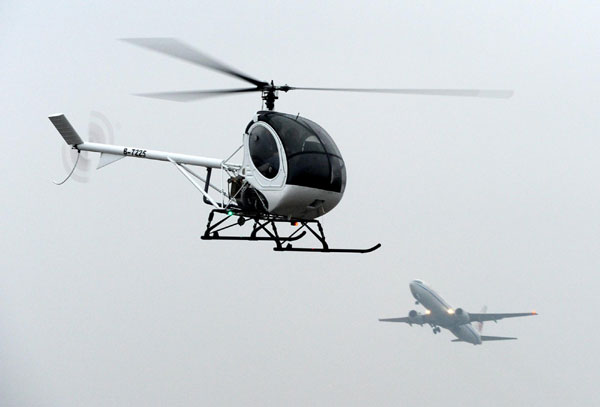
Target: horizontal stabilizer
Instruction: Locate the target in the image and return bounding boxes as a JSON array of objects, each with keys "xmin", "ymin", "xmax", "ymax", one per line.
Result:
[
  {"xmin": 480, "ymin": 335, "xmax": 517, "ymax": 341},
  {"xmin": 452, "ymin": 335, "xmax": 517, "ymax": 342},
  {"xmin": 97, "ymin": 152, "xmax": 125, "ymax": 169},
  {"xmin": 49, "ymin": 114, "xmax": 83, "ymax": 146}
]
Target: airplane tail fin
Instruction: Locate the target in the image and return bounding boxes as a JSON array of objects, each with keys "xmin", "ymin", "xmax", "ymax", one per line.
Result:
[{"xmin": 475, "ymin": 305, "xmax": 487, "ymax": 333}]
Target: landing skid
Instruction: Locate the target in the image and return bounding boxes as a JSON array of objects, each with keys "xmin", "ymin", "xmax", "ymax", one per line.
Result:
[
  {"xmin": 273, "ymin": 244, "xmax": 381, "ymax": 254},
  {"xmin": 201, "ymin": 209, "xmax": 381, "ymax": 254}
]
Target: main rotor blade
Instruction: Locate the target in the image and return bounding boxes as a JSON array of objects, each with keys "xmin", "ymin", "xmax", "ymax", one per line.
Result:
[
  {"xmin": 134, "ymin": 87, "xmax": 261, "ymax": 102},
  {"xmin": 285, "ymin": 87, "xmax": 513, "ymax": 99},
  {"xmin": 121, "ymin": 38, "xmax": 268, "ymax": 88}
]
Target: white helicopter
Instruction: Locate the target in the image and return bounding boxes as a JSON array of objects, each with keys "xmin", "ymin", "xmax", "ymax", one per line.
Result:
[{"xmin": 50, "ymin": 38, "xmax": 512, "ymax": 253}]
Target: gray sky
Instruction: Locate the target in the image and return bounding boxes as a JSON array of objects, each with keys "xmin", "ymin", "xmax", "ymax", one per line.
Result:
[{"xmin": 2, "ymin": 1, "xmax": 600, "ymax": 406}]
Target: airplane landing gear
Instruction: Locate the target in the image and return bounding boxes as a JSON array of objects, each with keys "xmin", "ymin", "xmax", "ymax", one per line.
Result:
[{"xmin": 432, "ymin": 327, "xmax": 441, "ymax": 334}]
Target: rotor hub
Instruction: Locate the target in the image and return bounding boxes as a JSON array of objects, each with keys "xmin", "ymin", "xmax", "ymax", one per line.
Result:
[{"xmin": 262, "ymin": 83, "xmax": 279, "ymax": 111}]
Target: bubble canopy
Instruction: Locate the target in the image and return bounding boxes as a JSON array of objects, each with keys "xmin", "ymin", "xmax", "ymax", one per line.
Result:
[{"xmin": 248, "ymin": 112, "xmax": 346, "ymax": 193}]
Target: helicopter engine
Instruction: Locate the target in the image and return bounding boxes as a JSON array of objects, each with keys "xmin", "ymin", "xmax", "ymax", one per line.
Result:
[
  {"xmin": 236, "ymin": 111, "xmax": 347, "ymax": 220},
  {"xmin": 229, "ymin": 178, "xmax": 268, "ymax": 213}
]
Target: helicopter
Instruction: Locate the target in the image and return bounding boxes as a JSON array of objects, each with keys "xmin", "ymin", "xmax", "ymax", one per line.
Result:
[{"xmin": 49, "ymin": 38, "xmax": 513, "ymax": 253}]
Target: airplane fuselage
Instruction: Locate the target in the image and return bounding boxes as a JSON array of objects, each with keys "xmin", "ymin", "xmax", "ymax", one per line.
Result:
[{"xmin": 409, "ymin": 280, "xmax": 483, "ymax": 345}]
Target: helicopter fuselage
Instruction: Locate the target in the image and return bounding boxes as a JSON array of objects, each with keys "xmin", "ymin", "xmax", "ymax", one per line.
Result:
[{"xmin": 235, "ymin": 111, "xmax": 347, "ymax": 220}]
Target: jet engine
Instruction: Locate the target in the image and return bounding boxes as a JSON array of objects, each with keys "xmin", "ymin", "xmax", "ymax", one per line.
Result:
[
  {"xmin": 454, "ymin": 308, "xmax": 470, "ymax": 325},
  {"xmin": 408, "ymin": 310, "xmax": 424, "ymax": 325}
]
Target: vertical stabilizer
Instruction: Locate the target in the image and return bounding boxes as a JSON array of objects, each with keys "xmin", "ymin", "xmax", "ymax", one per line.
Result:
[
  {"xmin": 49, "ymin": 114, "xmax": 84, "ymax": 146},
  {"xmin": 97, "ymin": 152, "xmax": 125, "ymax": 169},
  {"xmin": 475, "ymin": 305, "xmax": 487, "ymax": 333}
]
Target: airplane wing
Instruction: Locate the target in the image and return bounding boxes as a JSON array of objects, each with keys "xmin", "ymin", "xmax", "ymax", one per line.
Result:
[
  {"xmin": 469, "ymin": 311, "xmax": 537, "ymax": 323},
  {"xmin": 378, "ymin": 315, "xmax": 432, "ymax": 326},
  {"xmin": 379, "ymin": 317, "xmax": 412, "ymax": 323}
]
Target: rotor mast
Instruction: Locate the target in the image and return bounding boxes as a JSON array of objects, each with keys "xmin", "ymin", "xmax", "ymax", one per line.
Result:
[{"xmin": 263, "ymin": 81, "xmax": 285, "ymax": 110}]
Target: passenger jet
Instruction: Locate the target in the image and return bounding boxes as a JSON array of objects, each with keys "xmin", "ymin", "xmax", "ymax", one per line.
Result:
[{"xmin": 379, "ymin": 280, "xmax": 537, "ymax": 345}]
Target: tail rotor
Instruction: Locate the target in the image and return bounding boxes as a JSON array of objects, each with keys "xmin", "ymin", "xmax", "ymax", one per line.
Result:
[{"xmin": 55, "ymin": 111, "xmax": 116, "ymax": 184}]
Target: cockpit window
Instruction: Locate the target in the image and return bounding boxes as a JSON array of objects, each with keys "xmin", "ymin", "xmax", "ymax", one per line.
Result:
[
  {"xmin": 301, "ymin": 135, "xmax": 324, "ymax": 153},
  {"xmin": 297, "ymin": 116, "xmax": 342, "ymax": 157},
  {"xmin": 248, "ymin": 125, "xmax": 280, "ymax": 179},
  {"xmin": 253, "ymin": 112, "xmax": 346, "ymax": 193},
  {"xmin": 266, "ymin": 114, "xmax": 327, "ymax": 157}
]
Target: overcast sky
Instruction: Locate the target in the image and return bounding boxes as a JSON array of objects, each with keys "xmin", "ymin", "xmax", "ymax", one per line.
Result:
[{"xmin": 2, "ymin": 1, "xmax": 600, "ymax": 406}]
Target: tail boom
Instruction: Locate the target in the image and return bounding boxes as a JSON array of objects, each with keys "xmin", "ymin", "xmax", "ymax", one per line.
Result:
[
  {"xmin": 77, "ymin": 142, "xmax": 224, "ymax": 169},
  {"xmin": 49, "ymin": 114, "xmax": 224, "ymax": 169}
]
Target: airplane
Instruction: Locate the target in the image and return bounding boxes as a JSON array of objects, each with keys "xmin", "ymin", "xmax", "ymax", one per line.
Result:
[{"xmin": 379, "ymin": 280, "xmax": 537, "ymax": 345}]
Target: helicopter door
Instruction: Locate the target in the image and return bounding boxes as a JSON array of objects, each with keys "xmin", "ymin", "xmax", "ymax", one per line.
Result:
[{"xmin": 244, "ymin": 123, "xmax": 286, "ymax": 189}]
